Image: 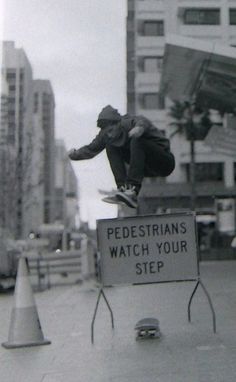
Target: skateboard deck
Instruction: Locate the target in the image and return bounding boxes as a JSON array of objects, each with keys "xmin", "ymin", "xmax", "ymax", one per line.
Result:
[
  {"xmin": 135, "ymin": 318, "xmax": 161, "ymax": 340},
  {"xmin": 102, "ymin": 195, "xmax": 126, "ymax": 205}
]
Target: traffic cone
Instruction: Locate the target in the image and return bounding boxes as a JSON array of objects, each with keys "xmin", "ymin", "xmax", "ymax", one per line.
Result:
[{"xmin": 2, "ymin": 256, "xmax": 51, "ymax": 349}]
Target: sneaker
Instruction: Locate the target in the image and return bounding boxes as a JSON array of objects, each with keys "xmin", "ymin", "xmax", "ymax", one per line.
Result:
[
  {"xmin": 102, "ymin": 186, "xmax": 127, "ymax": 205},
  {"xmin": 116, "ymin": 185, "xmax": 138, "ymax": 209}
]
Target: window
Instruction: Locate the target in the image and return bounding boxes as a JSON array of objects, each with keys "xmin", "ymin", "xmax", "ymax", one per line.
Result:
[
  {"xmin": 8, "ymin": 122, "xmax": 15, "ymax": 129},
  {"xmin": 183, "ymin": 9, "xmax": 220, "ymax": 25},
  {"xmin": 8, "ymin": 134, "xmax": 15, "ymax": 144},
  {"xmin": 143, "ymin": 20, "xmax": 164, "ymax": 36},
  {"xmin": 34, "ymin": 93, "xmax": 38, "ymax": 113},
  {"xmin": 141, "ymin": 93, "xmax": 165, "ymax": 110},
  {"xmin": 230, "ymin": 9, "xmax": 236, "ymax": 25},
  {"xmin": 233, "ymin": 163, "xmax": 236, "ymax": 181},
  {"xmin": 144, "ymin": 57, "xmax": 163, "ymax": 72},
  {"xmin": 144, "ymin": 94, "xmax": 158, "ymax": 109},
  {"xmin": 186, "ymin": 162, "xmax": 223, "ymax": 182},
  {"xmin": 6, "ymin": 71, "xmax": 16, "ymax": 80}
]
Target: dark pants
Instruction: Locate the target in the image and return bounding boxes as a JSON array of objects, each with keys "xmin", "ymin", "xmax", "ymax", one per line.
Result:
[{"xmin": 106, "ymin": 136, "xmax": 175, "ymax": 193}]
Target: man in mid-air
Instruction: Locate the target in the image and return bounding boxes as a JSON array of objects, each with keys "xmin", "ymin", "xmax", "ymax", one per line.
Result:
[{"xmin": 68, "ymin": 105, "xmax": 175, "ymax": 209}]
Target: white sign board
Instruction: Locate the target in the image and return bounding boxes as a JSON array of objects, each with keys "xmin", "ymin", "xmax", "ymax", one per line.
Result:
[{"xmin": 97, "ymin": 213, "xmax": 199, "ymax": 286}]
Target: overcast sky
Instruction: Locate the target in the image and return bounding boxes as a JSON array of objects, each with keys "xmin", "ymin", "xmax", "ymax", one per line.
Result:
[{"xmin": 1, "ymin": 0, "xmax": 127, "ymax": 228}]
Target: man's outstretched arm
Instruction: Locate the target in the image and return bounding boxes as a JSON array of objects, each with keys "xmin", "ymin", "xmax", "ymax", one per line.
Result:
[{"xmin": 68, "ymin": 132, "xmax": 106, "ymax": 160}]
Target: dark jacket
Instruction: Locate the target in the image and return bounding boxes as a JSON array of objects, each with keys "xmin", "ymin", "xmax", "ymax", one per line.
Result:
[{"xmin": 69, "ymin": 115, "xmax": 170, "ymax": 161}]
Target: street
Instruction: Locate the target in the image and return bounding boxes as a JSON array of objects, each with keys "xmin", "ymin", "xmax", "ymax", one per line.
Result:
[{"xmin": 0, "ymin": 260, "xmax": 236, "ymax": 381}]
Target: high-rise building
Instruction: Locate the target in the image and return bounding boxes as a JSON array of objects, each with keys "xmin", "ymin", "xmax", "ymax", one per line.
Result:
[
  {"xmin": 0, "ymin": 76, "xmax": 16, "ymax": 236},
  {"xmin": 0, "ymin": 77, "xmax": 9, "ymax": 145},
  {"xmin": 33, "ymin": 80, "xmax": 56, "ymax": 225},
  {"xmin": 65, "ymin": 159, "xmax": 80, "ymax": 229},
  {"xmin": 126, "ymin": 0, "xmax": 236, "ymax": 218},
  {"xmin": 1, "ymin": 42, "xmax": 74, "ymax": 240},
  {"xmin": 55, "ymin": 139, "xmax": 79, "ymax": 229},
  {"xmin": 2, "ymin": 41, "xmax": 34, "ymax": 238}
]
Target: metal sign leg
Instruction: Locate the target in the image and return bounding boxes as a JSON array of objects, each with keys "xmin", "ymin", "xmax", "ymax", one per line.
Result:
[
  {"xmin": 188, "ymin": 280, "xmax": 200, "ymax": 323},
  {"xmin": 188, "ymin": 279, "xmax": 216, "ymax": 333},
  {"xmin": 199, "ymin": 279, "xmax": 216, "ymax": 333},
  {"xmin": 91, "ymin": 288, "xmax": 114, "ymax": 344}
]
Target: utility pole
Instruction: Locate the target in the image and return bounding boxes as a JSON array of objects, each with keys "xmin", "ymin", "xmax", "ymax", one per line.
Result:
[
  {"xmin": 189, "ymin": 120, "xmax": 196, "ymax": 211},
  {"xmin": 186, "ymin": 103, "xmax": 197, "ymax": 211}
]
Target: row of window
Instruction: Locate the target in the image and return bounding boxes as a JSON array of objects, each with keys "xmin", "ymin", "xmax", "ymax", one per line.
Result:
[
  {"xmin": 34, "ymin": 92, "xmax": 53, "ymax": 114},
  {"xmin": 6, "ymin": 71, "xmax": 24, "ymax": 80},
  {"xmin": 186, "ymin": 163, "xmax": 223, "ymax": 182},
  {"xmin": 184, "ymin": 8, "xmax": 236, "ymax": 25},
  {"xmin": 185, "ymin": 162, "xmax": 236, "ymax": 182},
  {"xmin": 137, "ymin": 8, "xmax": 236, "ymax": 35},
  {"xmin": 127, "ymin": 91, "xmax": 165, "ymax": 111}
]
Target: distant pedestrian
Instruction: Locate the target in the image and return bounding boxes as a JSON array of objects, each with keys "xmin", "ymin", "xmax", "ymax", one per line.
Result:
[{"xmin": 68, "ymin": 105, "xmax": 175, "ymax": 208}]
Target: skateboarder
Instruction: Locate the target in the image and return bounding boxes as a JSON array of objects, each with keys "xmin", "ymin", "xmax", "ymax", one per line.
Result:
[{"xmin": 68, "ymin": 105, "xmax": 175, "ymax": 208}]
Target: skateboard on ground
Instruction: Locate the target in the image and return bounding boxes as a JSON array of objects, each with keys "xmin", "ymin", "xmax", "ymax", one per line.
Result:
[{"xmin": 135, "ymin": 318, "xmax": 161, "ymax": 340}]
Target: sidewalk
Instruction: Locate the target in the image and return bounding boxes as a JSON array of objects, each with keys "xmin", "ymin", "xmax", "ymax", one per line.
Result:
[{"xmin": 0, "ymin": 260, "xmax": 236, "ymax": 382}]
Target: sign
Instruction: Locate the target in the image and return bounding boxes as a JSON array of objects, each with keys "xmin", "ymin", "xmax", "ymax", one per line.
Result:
[
  {"xmin": 205, "ymin": 125, "xmax": 236, "ymax": 157},
  {"xmin": 97, "ymin": 213, "xmax": 199, "ymax": 286},
  {"xmin": 216, "ymin": 198, "xmax": 235, "ymax": 233}
]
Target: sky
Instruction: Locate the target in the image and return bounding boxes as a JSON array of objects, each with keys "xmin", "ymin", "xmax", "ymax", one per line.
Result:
[{"xmin": 1, "ymin": 0, "xmax": 127, "ymax": 228}]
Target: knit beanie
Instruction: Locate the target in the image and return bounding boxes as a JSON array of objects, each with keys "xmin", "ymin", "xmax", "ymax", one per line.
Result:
[{"xmin": 97, "ymin": 105, "xmax": 121, "ymax": 122}]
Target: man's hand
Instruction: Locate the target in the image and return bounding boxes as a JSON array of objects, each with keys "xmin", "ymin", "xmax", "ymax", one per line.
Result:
[{"xmin": 128, "ymin": 125, "xmax": 144, "ymax": 138}]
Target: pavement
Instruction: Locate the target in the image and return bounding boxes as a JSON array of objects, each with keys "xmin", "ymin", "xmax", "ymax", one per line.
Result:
[{"xmin": 1, "ymin": 260, "xmax": 236, "ymax": 382}]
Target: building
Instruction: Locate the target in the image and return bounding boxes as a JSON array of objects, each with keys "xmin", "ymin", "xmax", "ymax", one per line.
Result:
[
  {"xmin": 1, "ymin": 42, "xmax": 57, "ymax": 238},
  {"xmin": 54, "ymin": 139, "xmax": 79, "ymax": 230},
  {"xmin": 65, "ymin": 159, "xmax": 80, "ymax": 229},
  {"xmin": 33, "ymin": 80, "xmax": 56, "ymax": 225},
  {"xmin": 126, "ymin": 1, "xmax": 236, "ymax": 229},
  {"xmin": 1, "ymin": 41, "xmax": 34, "ymax": 238},
  {"xmin": 0, "ymin": 76, "xmax": 17, "ymax": 237},
  {"xmin": 1, "ymin": 41, "xmax": 77, "ymax": 242},
  {"xmin": 25, "ymin": 112, "xmax": 45, "ymax": 234},
  {"xmin": 32, "ymin": 140, "xmax": 79, "ymax": 252}
]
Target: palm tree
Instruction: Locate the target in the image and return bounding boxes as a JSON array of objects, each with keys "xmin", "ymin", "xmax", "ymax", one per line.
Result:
[
  {"xmin": 168, "ymin": 100, "xmax": 212, "ymax": 210},
  {"xmin": 168, "ymin": 100, "xmax": 212, "ymax": 140}
]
